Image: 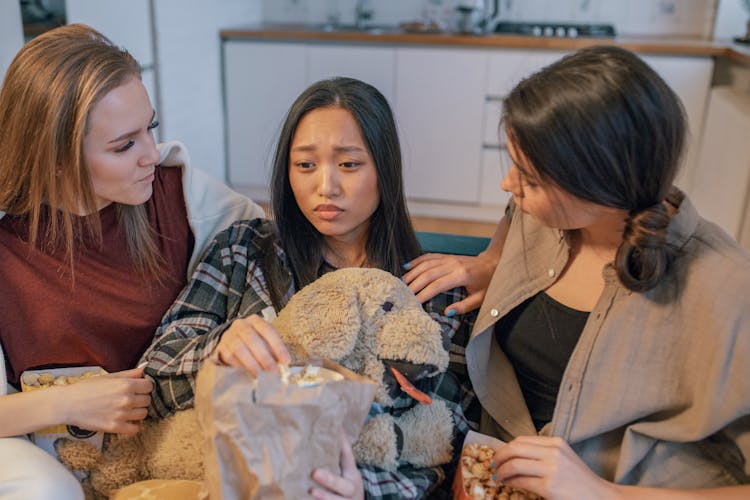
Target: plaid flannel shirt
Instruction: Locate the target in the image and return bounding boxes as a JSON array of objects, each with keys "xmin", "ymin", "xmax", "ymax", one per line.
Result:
[{"xmin": 140, "ymin": 218, "xmax": 479, "ymax": 498}]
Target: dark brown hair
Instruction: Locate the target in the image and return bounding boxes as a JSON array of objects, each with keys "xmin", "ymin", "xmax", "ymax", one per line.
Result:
[
  {"xmin": 503, "ymin": 45, "xmax": 687, "ymax": 292},
  {"xmin": 265, "ymin": 77, "xmax": 420, "ymax": 306}
]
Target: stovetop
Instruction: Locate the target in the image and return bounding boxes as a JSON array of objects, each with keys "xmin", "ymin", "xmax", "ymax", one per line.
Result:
[{"xmin": 493, "ymin": 21, "xmax": 616, "ymax": 39}]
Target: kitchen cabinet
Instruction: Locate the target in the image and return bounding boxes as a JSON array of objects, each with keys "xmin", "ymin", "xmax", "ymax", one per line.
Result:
[
  {"xmin": 395, "ymin": 47, "xmax": 487, "ymax": 204},
  {"xmin": 223, "ymin": 40, "xmax": 714, "ymax": 222},
  {"xmin": 224, "ymin": 41, "xmax": 307, "ymax": 196},
  {"xmin": 0, "ymin": 1, "xmax": 22, "ymax": 78},
  {"xmin": 225, "ymin": 42, "xmax": 395, "ymax": 196},
  {"xmin": 692, "ymin": 86, "xmax": 750, "ymax": 246},
  {"xmin": 66, "ymin": 0, "xmax": 159, "ymax": 125},
  {"xmin": 639, "ymin": 55, "xmax": 713, "ymax": 193},
  {"xmin": 307, "ymin": 45, "xmax": 396, "ymax": 107},
  {"xmin": 480, "ymin": 49, "xmax": 568, "ymax": 207},
  {"xmin": 477, "ymin": 50, "xmax": 713, "ymax": 209}
]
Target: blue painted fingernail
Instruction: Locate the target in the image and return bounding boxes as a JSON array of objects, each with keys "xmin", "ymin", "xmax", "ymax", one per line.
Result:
[
  {"xmin": 490, "ymin": 460, "xmax": 495, "ymax": 469},
  {"xmin": 446, "ymin": 309, "xmax": 456, "ymax": 317},
  {"xmin": 492, "ymin": 473, "xmax": 496, "ymax": 481},
  {"xmin": 402, "ymin": 262, "xmax": 412, "ymax": 269}
]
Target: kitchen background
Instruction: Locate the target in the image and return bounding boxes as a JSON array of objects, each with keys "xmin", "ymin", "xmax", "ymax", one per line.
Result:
[{"xmin": 1, "ymin": 0, "xmax": 750, "ymax": 244}]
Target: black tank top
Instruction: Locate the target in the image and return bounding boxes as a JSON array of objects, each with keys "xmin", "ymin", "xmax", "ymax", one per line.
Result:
[{"xmin": 494, "ymin": 292, "xmax": 589, "ymax": 431}]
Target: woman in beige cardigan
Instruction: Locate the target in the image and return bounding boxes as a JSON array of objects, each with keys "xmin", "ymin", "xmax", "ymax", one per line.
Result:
[{"xmin": 406, "ymin": 45, "xmax": 750, "ymax": 498}]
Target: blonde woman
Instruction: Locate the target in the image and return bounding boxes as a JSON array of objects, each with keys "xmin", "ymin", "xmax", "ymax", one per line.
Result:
[{"xmin": 0, "ymin": 24, "xmax": 262, "ymax": 498}]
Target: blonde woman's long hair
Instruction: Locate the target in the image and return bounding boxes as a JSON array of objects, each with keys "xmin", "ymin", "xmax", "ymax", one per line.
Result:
[{"xmin": 0, "ymin": 24, "xmax": 163, "ymax": 278}]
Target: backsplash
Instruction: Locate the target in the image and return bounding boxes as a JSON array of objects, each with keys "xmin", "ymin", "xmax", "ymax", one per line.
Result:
[{"xmin": 261, "ymin": 0, "xmax": 718, "ymax": 38}]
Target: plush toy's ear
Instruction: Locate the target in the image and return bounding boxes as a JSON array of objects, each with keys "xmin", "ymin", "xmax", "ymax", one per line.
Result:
[{"xmin": 288, "ymin": 282, "xmax": 360, "ymax": 360}]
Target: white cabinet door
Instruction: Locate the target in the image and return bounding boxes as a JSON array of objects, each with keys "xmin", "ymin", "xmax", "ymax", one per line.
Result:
[
  {"xmin": 0, "ymin": 1, "xmax": 22, "ymax": 79},
  {"xmin": 224, "ymin": 41, "xmax": 307, "ymax": 192},
  {"xmin": 66, "ymin": 0, "xmax": 159, "ymax": 141},
  {"xmin": 693, "ymin": 86, "xmax": 750, "ymax": 240},
  {"xmin": 480, "ymin": 49, "xmax": 567, "ymax": 206},
  {"xmin": 396, "ymin": 47, "xmax": 487, "ymax": 203},
  {"xmin": 483, "ymin": 49, "xmax": 567, "ymax": 146},
  {"xmin": 640, "ymin": 55, "xmax": 713, "ymax": 195},
  {"xmin": 66, "ymin": 0, "xmax": 154, "ymax": 67},
  {"xmin": 307, "ymin": 45, "xmax": 396, "ymax": 108},
  {"xmin": 479, "ymin": 149, "xmax": 512, "ymax": 207}
]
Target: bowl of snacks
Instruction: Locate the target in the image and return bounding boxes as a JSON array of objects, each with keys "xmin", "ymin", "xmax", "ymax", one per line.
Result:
[
  {"xmin": 20, "ymin": 366, "xmax": 107, "ymax": 460},
  {"xmin": 453, "ymin": 431, "xmax": 544, "ymax": 500}
]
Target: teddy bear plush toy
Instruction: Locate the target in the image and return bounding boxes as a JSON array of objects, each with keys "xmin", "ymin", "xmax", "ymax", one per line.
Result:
[{"xmin": 55, "ymin": 268, "xmax": 455, "ymax": 498}]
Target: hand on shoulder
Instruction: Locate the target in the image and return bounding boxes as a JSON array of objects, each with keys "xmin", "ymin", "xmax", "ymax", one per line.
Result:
[{"xmin": 403, "ymin": 251, "xmax": 499, "ymax": 315}]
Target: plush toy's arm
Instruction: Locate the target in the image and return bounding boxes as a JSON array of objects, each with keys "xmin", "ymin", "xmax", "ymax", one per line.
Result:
[
  {"xmin": 55, "ymin": 437, "xmax": 102, "ymax": 471},
  {"xmin": 353, "ymin": 413, "xmax": 400, "ymax": 471},
  {"xmin": 352, "ymin": 400, "xmax": 456, "ymax": 498},
  {"xmin": 396, "ymin": 399, "xmax": 453, "ymax": 467},
  {"xmin": 352, "ymin": 398, "xmax": 453, "ymax": 471}
]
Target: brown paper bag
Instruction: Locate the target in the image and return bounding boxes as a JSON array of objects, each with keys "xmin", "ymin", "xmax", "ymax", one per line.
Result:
[{"xmin": 195, "ymin": 359, "xmax": 376, "ymax": 499}]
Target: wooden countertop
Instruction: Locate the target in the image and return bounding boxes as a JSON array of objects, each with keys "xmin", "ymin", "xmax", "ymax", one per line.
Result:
[{"xmin": 220, "ymin": 24, "xmax": 750, "ymax": 66}]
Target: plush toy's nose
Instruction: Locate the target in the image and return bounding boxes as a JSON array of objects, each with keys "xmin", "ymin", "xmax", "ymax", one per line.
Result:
[
  {"xmin": 383, "ymin": 359, "xmax": 439, "ymax": 381},
  {"xmin": 382, "ymin": 359, "xmax": 440, "ymax": 404}
]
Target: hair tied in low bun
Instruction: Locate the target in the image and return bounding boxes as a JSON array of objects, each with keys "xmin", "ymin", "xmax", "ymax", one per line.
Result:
[
  {"xmin": 617, "ymin": 201, "xmax": 674, "ymax": 292},
  {"xmin": 624, "ymin": 202, "xmax": 670, "ymax": 249}
]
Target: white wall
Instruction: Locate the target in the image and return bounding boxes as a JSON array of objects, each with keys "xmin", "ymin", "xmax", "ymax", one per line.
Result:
[
  {"xmin": 713, "ymin": 0, "xmax": 749, "ymax": 39},
  {"xmin": 0, "ymin": 1, "xmax": 23, "ymax": 79},
  {"xmin": 262, "ymin": 0, "xmax": 719, "ymax": 38},
  {"xmin": 66, "ymin": 0, "xmax": 159, "ymax": 141},
  {"xmin": 66, "ymin": 0, "xmax": 262, "ymax": 180},
  {"xmin": 66, "ymin": 0, "xmax": 154, "ymax": 66},
  {"xmin": 153, "ymin": 0, "xmax": 262, "ymax": 180}
]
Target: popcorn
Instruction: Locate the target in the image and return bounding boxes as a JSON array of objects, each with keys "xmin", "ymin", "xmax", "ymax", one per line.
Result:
[
  {"xmin": 288, "ymin": 365, "xmax": 324, "ymax": 386},
  {"xmin": 459, "ymin": 443, "xmax": 544, "ymax": 500},
  {"xmin": 20, "ymin": 366, "xmax": 107, "ymax": 468},
  {"xmin": 21, "ymin": 368, "xmax": 105, "ymax": 389},
  {"xmin": 278, "ymin": 364, "xmax": 342, "ymax": 387}
]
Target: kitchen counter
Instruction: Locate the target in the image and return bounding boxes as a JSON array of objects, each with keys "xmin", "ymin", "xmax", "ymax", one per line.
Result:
[{"xmin": 220, "ymin": 24, "xmax": 750, "ymax": 66}]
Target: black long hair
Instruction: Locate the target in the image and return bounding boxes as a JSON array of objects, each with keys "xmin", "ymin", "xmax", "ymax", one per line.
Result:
[
  {"xmin": 502, "ymin": 45, "xmax": 687, "ymax": 292},
  {"xmin": 264, "ymin": 77, "xmax": 420, "ymax": 307}
]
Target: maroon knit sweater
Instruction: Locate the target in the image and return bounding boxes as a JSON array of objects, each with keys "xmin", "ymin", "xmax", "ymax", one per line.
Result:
[{"xmin": 0, "ymin": 167, "xmax": 194, "ymax": 387}]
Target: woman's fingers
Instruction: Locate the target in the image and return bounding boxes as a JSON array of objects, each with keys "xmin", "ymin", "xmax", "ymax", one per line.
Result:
[
  {"xmin": 413, "ymin": 274, "xmax": 465, "ymax": 304},
  {"xmin": 216, "ymin": 315, "xmax": 291, "ymax": 375},
  {"xmin": 491, "ymin": 436, "xmax": 614, "ymax": 499},
  {"xmin": 311, "ymin": 468, "xmax": 354, "ymax": 499},
  {"xmin": 124, "ymin": 407, "xmax": 149, "ymax": 422},
  {"xmin": 403, "ymin": 252, "xmax": 444, "ymax": 270},
  {"xmin": 310, "ymin": 431, "xmax": 364, "ymax": 500},
  {"xmin": 404, "ymin": 255, "xmax": 477, "ymax": 300},
  {"xmin": 128, "ymin": 394, "xmax": 151, "ymax": 409},
  {"xmin": 110, "ymin": 366, "xmax": 146, "ymax": 378},
  {"xmin": 403, "ymin": 254, "xmax": 455, "ymax": 287},
  {"xmin": 494, "ymin": 457, "xmax": 547, "ymax": 481},
  {"xmin": 444, "ymin": 290, "xmax": 485, "ymax": 315},
  {"xmin": 105, "ymin": 368, "xmax": 153, "ymax": 393},
  {"xmin": 112, "ymin": 421, "xmax": 142, "ymax": 436},
  {"xmin": 219, "ymin": 342, "xmax": 263, "ymax": 376},
  {"xmin": 247, "ymin": 315, "xmax": 291, "ymax": 365},
  {"xmin": 493, "ymin": 436, "xmax": 561, "ymax": 467}
]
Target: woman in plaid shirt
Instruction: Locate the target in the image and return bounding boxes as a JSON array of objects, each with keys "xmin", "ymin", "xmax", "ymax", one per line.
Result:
[{"xmin": 140, "ymin": 77, "xmax": 479, "ymax": 499}]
